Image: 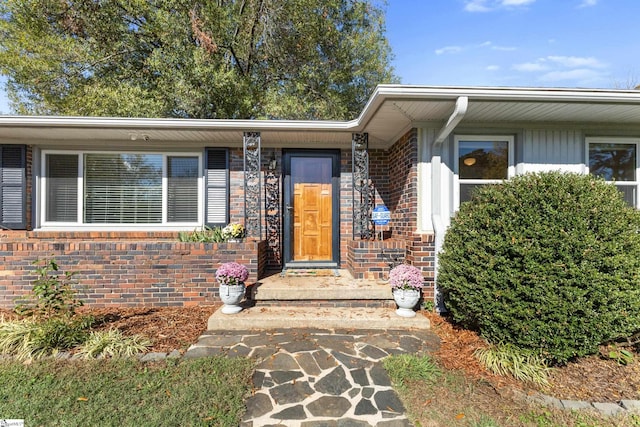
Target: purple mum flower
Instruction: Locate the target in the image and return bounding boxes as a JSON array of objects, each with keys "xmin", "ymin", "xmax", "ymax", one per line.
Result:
[
  {"xmin": 389, "ymin": 264, "xmax": 424, "ymax": 290},
  {"xmin": 216, "ymin": 262, "xmax": 249, "ymax": 285}
]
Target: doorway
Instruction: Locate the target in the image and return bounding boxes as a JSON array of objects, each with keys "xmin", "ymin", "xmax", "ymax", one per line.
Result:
[{"xmin": 283, "ymin": 150, "xmax": 340, "ymax": 267}]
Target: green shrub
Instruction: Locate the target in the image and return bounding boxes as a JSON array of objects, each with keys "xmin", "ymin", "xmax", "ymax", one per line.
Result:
[
  {"xmin": 15, "ymin": 258, "xmax": 83, "ymax": 318},
  {"xmin": 178, "ymin": 226, "xmax": 226, "ymax": 243},
  {"xmin": 383, "ymin": 354, "xmax": 441, "ymax": 389},
  {"xmin": 474, "ymin": 343, "xmax": 550, "ymax": 386},
  {"xmin": 438, "ymin": 172, "xmax": 640, "ymax": 364},
  {"xmin": 0, "ymin": 315, "xmax": 94, "ymax": 360},
  {"xmin": 77, "ymin": 329, "xmax": 151, "ymax": 358}
]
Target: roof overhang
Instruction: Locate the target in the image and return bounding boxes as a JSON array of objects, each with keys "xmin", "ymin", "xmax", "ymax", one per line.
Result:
[{"xmin": 3, "ymin": 85, "xmax": 640, "ymax": 149}]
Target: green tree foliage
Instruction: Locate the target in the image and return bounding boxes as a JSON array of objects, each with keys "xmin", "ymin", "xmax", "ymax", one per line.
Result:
[
  {"xmin": 0, "ymin": 0, "xmax": 397, "ymax": 119},
  {"xmin": 438, "ymin": 172, "xmax": 640, "ymax": 364}
]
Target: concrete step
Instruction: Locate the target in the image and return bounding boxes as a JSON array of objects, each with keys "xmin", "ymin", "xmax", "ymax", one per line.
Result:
[
  {"xmin": 207, "ymin": 306, "xmax": 430, "ymax": 330},
  {"xmin": 251, "ymin": 269, "xmax": 392, "ymax": 301}
]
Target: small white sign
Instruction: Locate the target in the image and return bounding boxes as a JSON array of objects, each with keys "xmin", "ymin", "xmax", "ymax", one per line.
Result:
[{"xmin": 0, "ymin": 420, "xmax": 24, "ymax": 427}]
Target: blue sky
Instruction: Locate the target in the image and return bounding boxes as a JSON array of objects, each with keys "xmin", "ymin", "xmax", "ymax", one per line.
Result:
[
  {"xmin": 387, "ymin": 0, "xmax": 640, "ymax": 88},
  {"xmin": 1, "ymin": 0, "xmax": 639, "ymax": 114}
]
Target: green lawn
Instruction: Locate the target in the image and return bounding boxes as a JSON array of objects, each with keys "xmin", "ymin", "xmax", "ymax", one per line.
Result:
[
  {"xmin": 384, "ymin": 354, "xmax": 640, "ymax": 427},
  {"xmin": 0, "ymin": 356, "xmax": 254, "ymax": 427}
]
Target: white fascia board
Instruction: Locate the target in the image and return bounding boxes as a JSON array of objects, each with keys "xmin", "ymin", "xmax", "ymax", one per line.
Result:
[
  {"xmin": 0, "ymin": 115, "xmax": 360, "ymax": 132},
  {"xmin": 4, "ymin": 84, "xmax": 640, "ymax": 135},
  {"xmin": 368, "ymin": 84, "xmax": 640, "ymax": 103}
]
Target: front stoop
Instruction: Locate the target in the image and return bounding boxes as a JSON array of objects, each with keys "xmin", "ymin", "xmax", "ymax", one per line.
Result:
[
  {"xmin": 250, "ymin": 269, "xmax": 392, "ymax": 302},
  {"xmin": 209, "ymin": 270, "xmax": 430, "ymax": 330},
  {"xmin": 207, "ymin": 306, "xmax": 430, "ymax": 330}
]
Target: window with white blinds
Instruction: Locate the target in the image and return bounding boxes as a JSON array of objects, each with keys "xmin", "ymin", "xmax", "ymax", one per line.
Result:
[
  {"xmin": 168, "ymin": 156, "xmax": 199, "ymax": 222},
  {"xmin": 46, "ymin": 154, "xmax": 78, "ymax": 222},
  {"xmin": 85, "ymin": 154, "xmax": 163, "ymax": 223},
  {"xmin": 43, "ymin": 151, "xmax": 210, "ymax": 226}
]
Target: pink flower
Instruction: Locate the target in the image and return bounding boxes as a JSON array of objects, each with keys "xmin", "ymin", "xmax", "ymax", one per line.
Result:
[
  {"xmin": 216, "ymin": 262, "xmax": 249, "ymax": 286},
  {"xmin": 389, "ymin": 264, "xmax": 424, "ymax": 290}
]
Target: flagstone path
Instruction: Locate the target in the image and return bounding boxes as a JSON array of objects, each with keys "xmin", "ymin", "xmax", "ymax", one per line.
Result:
[{"xmin": 184, "ymin": 328, "xmax": 441, "ymax": 427}]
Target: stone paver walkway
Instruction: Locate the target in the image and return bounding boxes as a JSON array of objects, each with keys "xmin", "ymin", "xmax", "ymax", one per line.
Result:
[{"xmin": 184, "ymin": 328, "xmax": 441, "ymax": 427}]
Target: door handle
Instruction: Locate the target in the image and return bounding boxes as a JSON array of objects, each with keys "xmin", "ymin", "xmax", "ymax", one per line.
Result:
[{"xmin": 286, "ymin": 205, "xmax": 293, "ymax": 211}]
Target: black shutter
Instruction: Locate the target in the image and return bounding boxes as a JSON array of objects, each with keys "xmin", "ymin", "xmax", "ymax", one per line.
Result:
[
  {"xmin": 205, "ymin": 149, "xmax": 229, "ymax": 227},
  {"xmin": 0, "ymin": 145, "xmax": 26, "ymax": 229}
]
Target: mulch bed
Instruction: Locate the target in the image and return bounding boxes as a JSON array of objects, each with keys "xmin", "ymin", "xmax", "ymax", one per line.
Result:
[
  {"xmin": 422, "ymin": 311, "xmax": 640, "ymax": 403},
  {"xmin": 82, "ymin": 305, "xmax": 217, "ymax": 353},
  {"xmin": 1, "ymin": 305, "xmax": 638, "ymax": 402}
]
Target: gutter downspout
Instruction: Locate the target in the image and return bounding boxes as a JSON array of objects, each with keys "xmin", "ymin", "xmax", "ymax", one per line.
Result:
[{"xmin": 432, "ymin": 96, "xmax": 468, "ymax": 312}]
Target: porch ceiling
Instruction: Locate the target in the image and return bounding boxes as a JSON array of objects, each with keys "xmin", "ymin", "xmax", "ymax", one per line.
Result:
[
  {"xmin": 0, "ymin": 123, "xmax": 351, "ymax": 147},
  {"xmin": 3, "ymin": 85, "xmax": 640, "ymax": 150}
]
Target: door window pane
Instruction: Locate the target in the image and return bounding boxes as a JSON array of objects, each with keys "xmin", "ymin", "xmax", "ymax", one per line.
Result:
[{"xmin": 291, "ymin": 157, "xmax": 331, "ymax": 184}]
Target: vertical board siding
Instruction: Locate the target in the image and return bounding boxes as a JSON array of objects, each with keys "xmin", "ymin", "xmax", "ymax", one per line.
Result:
[{"xmin": 522, "ymin": 129, "xmax": 584, "ymax": 174}]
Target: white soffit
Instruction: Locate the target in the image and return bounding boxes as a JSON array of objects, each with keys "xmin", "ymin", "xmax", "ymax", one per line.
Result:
[{"xmin": 3, "ymin": 85, "xmax": 640, "ymax": 148}]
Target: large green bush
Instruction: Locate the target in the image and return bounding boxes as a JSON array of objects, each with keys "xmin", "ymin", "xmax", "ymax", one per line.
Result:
[{"xmin": 438, "ymin": 171, "xmax": 640, "ymax": 364}]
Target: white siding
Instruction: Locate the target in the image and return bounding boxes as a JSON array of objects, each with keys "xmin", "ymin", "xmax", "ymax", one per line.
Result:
[
  {"xmin": 520, "ymin": 129, "xmax": 585, "ymax": 174},
  {"xmin": 417, "ymin": 128, "xmax": 439, "ymax": 233}
]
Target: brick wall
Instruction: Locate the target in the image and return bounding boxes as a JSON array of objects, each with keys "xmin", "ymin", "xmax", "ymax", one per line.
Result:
[
  {"xmin": 385, "ymin": 129, "xmax": 436, "ymax": 300},
  {"xmin": 0, "ymin": 231, "xmax": 267, "ymax": 309},
  {"xmin": 229, "ymin": 147, "xmax": 245, "ymax": 224},
  {"xmin": 339, "ymin": 149, "xmax": 353, "ymax": 268},
  {"xmin": 347, "ymin": 239, "xmax": 406, "ymax": 280}
]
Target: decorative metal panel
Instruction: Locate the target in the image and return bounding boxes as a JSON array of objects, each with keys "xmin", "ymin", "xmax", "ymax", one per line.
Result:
[
  {"xmin": 264, "ymin": 149, "xmax": 281, "ymax": 267},
  {"xmin": 352, "ymin": 133, "xmax": 372, "ymax": 239},
  {"xmin": 243, "ymin": 132, "xmax": 261, "ymax": 238}
]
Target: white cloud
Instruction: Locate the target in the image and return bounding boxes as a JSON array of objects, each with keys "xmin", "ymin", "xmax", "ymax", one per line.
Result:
[
  {"xmin": 513, "ymin": 55, "xmax": 607, "ymax": 72},
  {"xmin": 464, "ymin": 0, "xmax": 536, "ymax": 12},
  {"xmin": 579, "ymin": 0, "xmax": 598, "ymax": 7},
  {"xmin": 435, "ymin": 46, "xmax": 463, "ymax": 55},
  {"xmin": 538, "ymin": 69, "xmax": 605, "ymax": 83},
  {"xmin": 546, "ymin": 55, "xmax": 606, "ymax": 68},
  {"xmin": 436, "ymin": 41, "xmax": 516, "ymax": 55},
  {"xmin": 464, "ymin": 0, "xmax": 491, "ymax": 12},
  {"xmin": 490, "ymin": 44, "xmax": 517, "ymax": 52},
  {"xmin": 486, "ymin": 65, "xmax": 500, "ymax": 71},
  {"xmin": 501, "ymin": 0, "xmax": 536, "ymax": 5},
  {"xmin": 513, "ymin": 62, "xmax": 549, "ymax": 72},
  {"xmin": 512, "ymin": 54, "xmax": 609, "ymax": 86}
]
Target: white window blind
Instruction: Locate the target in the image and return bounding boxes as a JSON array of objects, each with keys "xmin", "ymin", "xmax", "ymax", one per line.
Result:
[
  {"xmin": 167, "ymin": 156, "xmax": 199, "ymax": 222},
  {"xmin": 84, "ymin": 154, "xmax": 162, "ymax": 224},
  {"xmin": 46, "ymin": 154, "xmax": 78, "ymax": 222}
]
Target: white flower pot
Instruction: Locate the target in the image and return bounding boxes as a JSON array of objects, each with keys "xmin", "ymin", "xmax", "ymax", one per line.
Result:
[
  {"xmin": 392, "ymin": 288, "xmax": 421, "ymax": 318},
  {"xmin": 219, "ymin": 283, "xmax": 246, "ymax": 314}
]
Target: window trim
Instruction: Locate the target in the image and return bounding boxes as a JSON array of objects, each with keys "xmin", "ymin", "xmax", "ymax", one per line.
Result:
[
  {"xmin": 453, "ymin": 135, "xmax": 515, "ymax": 209},
  {"xmin": 40, "ymin": 150, "xmax": 204, "ymax": 230},
  {"xmin": 586, "ymin": 137, "xmax": 640, "ymax": 208}
]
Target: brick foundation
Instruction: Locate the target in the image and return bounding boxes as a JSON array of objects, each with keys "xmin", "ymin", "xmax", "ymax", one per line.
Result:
[
  {"xmin": 0, "ymin": 231, "xmax": 267, "ymax": 308},
  {"xmin": 347, "ymin": 239, "xmax": 407, "ymax": 280}
]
